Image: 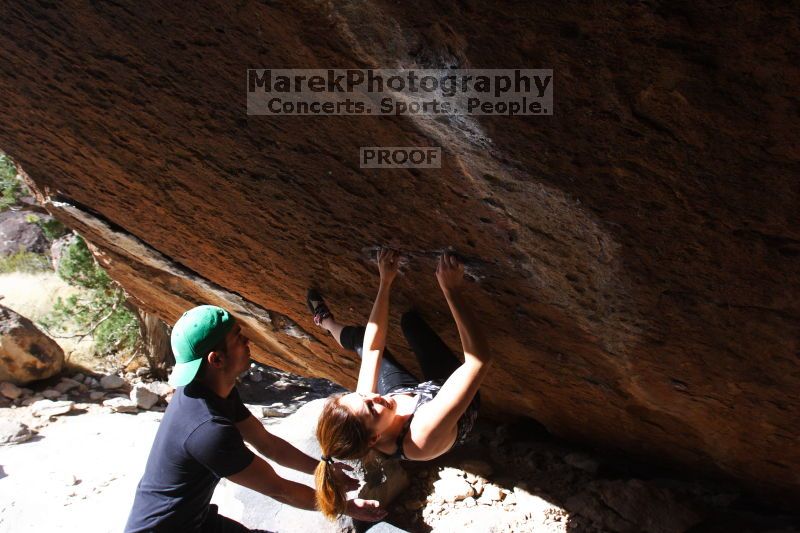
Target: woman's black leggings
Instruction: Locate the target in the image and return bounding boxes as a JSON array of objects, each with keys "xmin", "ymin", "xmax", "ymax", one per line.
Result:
[{"xmin": 339, "ymin": 310, "xmax": 462, "ymax": 396}]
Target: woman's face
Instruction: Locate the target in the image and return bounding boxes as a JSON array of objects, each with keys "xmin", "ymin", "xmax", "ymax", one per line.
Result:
[{"xmin": 339, "ymin": 391, "xmax": 397, "ymax": 440}]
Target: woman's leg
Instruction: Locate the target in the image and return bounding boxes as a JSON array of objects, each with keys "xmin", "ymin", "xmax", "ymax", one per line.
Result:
[
  {"xmin": 319, "ymin": 316, "xmax": 347, "ymax": 348},
  {"xmin": 334, "ymin": 323, "xmax": 418, "ymax": 395},
  {"xmin": 401, "ymin": 310, "xmax": 461, "ymax": 382}
]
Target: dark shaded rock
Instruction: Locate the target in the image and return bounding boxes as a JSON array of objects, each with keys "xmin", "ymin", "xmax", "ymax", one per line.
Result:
[
  {"xmin": 0, "ymin": 210, "xmax": 50, "ymax": 256},
  {"xmin": 566, "ymin": 479, "xmax": 701, "ymax": 533}
]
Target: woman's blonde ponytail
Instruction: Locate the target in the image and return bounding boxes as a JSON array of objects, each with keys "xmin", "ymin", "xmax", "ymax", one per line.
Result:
[{"xmin": 314, "ymin": 393, "xmax": 373, "ymax": 519}]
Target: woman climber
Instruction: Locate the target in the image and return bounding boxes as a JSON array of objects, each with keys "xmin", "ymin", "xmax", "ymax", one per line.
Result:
[{"xmin": 308, "ymin": 248, "xmax": 492, "ymax": 518}]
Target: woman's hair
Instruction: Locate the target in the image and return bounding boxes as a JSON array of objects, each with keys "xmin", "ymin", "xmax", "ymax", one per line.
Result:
[{"xmin": 314, "ymin": 393, "xmax": 373, "ymax": 518}]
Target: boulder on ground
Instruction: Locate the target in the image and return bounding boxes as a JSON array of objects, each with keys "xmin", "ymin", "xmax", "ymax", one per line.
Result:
[
  {"xmin": 0, "ymin": 304, "xmax": 64, "ymax": 384},
  {"xmin": 360, "ymin": 453, "xmax": 410, "ymax": 508}
]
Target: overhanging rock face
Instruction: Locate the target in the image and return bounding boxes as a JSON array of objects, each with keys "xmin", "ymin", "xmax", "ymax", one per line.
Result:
[{"xmin": 0, "ymin": 2, "xmax": 798, "ymax": 502}]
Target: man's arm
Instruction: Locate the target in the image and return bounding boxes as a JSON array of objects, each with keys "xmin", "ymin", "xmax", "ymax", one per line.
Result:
[
  {"xmin": 227, "ymin": 455, "xmax": 317, "ymax": 510},
  {"xmin": 236, "ymin": 415, "xmax": 360, "ymax": 491},
  {"xmin": 226, "ymin": 451, "xmax": 387, "ymax": 521},
  {"xmin": 236, "ymin": 415, "xmax": 317, "ymax": 474}
]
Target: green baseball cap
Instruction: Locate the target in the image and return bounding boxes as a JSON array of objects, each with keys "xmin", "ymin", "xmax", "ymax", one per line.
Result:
[{"xmin": 169, "ymin": 305, "xmax": 236, "ymax": 386}]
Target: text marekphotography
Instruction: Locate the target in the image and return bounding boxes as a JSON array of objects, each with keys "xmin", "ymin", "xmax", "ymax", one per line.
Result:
[{"xmin": 247, "ymin": 69, "xmax": 553, "ymax": 116}]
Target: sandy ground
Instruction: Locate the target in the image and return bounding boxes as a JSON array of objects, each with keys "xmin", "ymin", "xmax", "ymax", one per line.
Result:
[
  {"xmin": 0, "ymin": 394, "xmax": 340, "ymax": 533},
  {"xmin": 0, "ymin": 407, "xmax": 161, "ymax": 533}
]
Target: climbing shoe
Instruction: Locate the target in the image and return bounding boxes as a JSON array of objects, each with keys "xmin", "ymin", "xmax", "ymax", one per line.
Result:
[{"xmin": 307, "ymin": 289, "xmax": 333, "ymax": 327}]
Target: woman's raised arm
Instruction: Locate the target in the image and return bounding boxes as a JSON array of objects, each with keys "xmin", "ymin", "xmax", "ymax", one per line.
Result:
[
  {"xmin": 356, "ymin": 248, "xmax": 400, "ymax": 393},
  {"xmin": 408, "ymin": 252, "xmax": 492, "ymax": 458}
]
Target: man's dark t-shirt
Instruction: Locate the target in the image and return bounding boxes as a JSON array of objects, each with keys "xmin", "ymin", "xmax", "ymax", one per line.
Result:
[{"xmin": 124, "ymin": 382, "xmax": 255, "ymax": 532}]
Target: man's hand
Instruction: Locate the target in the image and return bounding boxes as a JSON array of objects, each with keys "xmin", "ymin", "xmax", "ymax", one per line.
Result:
[
  {"xmin": 436, "ymin": 251, "xmax": 465, "ymax": 294},
  {"xmin": 377, "ymin": 247, "xmax": 400, "ymax": 286},
  {"xmin": 345, "ymin": 498, "xmax": 387, "ymax": 522},
  {"xmin": 331, "ymin": 462, "xmax": 359, "ymax": 492}
]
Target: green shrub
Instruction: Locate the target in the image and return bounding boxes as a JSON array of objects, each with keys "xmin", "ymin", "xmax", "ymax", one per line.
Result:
[
  {"xmin": 23, "ymin": 213, "xmax": 68, "ymax": 241},
  {"xmin": 0, "ymin": 249, "xmax": 51, "ymax": 273},
  {"xmin": 57, "ymin": 236, "xmax": 112, "ymax": 290},
  {"xmin": 95, "ymin": 302, "xmax": 140, "ymax": 355},
  {"xmin": 38, "ymin": 217, "xmax": 68, "ymax": 241},
  {"xmin": 0, "ymin": 154, "xmax": 27, "ymax": 211},
  {"xmin": 42, "ymin": 235, "xmax": 141, "ymax": 355}
]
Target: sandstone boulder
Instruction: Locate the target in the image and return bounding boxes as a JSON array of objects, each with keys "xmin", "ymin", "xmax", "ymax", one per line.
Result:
[{"xmin": 0, "ymin": 304, "xmax": 64, "ymax": 384}]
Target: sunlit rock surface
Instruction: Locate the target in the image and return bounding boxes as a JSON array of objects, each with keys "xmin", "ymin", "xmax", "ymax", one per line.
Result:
[{"xmin": 0, "ymin": 2, "xmax": 797, "ymax": 503}]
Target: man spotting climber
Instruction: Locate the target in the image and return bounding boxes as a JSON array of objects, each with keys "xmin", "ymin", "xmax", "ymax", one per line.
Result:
[{"xmin": 125, "ymin": 305, "xmax": 385, "ymax": 532}]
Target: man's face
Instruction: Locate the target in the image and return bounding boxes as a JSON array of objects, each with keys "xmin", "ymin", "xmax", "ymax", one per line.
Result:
[{"xmin": 222, "ymin": 322, "xmax": 251, "ymax": 375}]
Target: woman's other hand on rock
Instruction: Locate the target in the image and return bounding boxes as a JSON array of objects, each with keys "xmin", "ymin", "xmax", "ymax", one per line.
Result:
[
  {"xmin": 377, "ymin": 247, "xmax": 400, "ymax": 286},
  {"xmin": 436, "ymin": 250, "xmax": 464, "ymax": 294}
]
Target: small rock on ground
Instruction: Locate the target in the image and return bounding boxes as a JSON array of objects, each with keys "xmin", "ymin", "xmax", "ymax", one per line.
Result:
[
  {"xmin": 0, "ymin": 381, "xmax": 23, "ymax": 399},
  {"xmin": 103, "ymin": 397, "xmax": 138, "ymax": 413},
  {"xmin": 130, "ymin": 385, "xmax": 159, "ymax": 410},
  {"xmin": 0, "ymin": 419, "xmax": 33, "ymax": 444},
  {"xmin": 31, "ymin": 399, "xmax": 74, "ymax": 417},
  {"xmin": 433, "ymin": 477, "xmax": 475, "ymax": 503},
  {"xmin": 142, "ymin": 381, "xmax": 172, "ymax": 397},
  {"xmin": 42, "ymin": 389, "xmax": 61, "ymax": 399},
  {"xmin": 100, "ymin": 375, "xmax": 126, "ymax": 390},
  {"xmin": 55, "ymin": 378, "xmax": 83, "ymax": 394}
]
